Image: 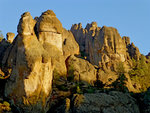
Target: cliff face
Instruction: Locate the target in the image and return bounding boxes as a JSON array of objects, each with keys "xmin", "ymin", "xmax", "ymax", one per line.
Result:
[
  {"xmin": 0, "ymin": 10, "xmax": 79, "ymax": 113},
  {"xmin": 71, "ymin": 22, "xmax": 141, "ymax": 72},
  {"xmin": 0, "ymin": 10, "xmax": 148, "ymax": 113}
]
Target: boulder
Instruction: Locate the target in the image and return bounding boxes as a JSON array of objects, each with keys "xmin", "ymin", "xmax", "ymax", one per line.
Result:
[
  {"xmin": 3, "ymin": 12, "xmax": 53, "ymax": 113},
  {"xmin": 6, "ymin": 32, "xmax": 15, "ymax": 43},
  {"xmin": 66, "ymin": 55, "xmax": 97, "ymax": 84},
  {"xmin": 71, "ymin": 91, "xmax": 140, "ymax": 113}
]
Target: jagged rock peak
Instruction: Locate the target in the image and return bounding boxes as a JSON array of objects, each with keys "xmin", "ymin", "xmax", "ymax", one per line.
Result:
[
  {"xmin": 85, "ymin": 21, "xmax": 98, "ymax": 31},
  {"xmin": 101, "ymin": 25, "xmax": 118, "ymax": 34},
  {"xmin": 71, "ymin": 23, "xmax": 83, "ymax": 30},
  {"xmin": 36, "ymin": 9, "xmax": 63, "ymax": 33},
  {"xmin": 122, "ymin": 36, "xmax": 130, "ymax": 46},
  {"xmin": 17, "ymin": 12, "xmax": 36, "ymax": 35},
  {"xmin": 21, "ymin": 12, "xmax": 31, "ymax": 18},
  {"xmin": 42, "ymin": 10, "xmax": 56, "ymax": 17},
  {"xmin": 6, "ymin": 32, "xmax": 15, "ymax": 43}
]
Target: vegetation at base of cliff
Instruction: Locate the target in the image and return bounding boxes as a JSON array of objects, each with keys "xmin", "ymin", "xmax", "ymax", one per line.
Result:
[
  {"xmin": 0, "ymin": 100, "xmax": 11, "ymax": 112},
  {"xmin": 108, "ymin": 62, "xmax": 128, "ymax": 92},
  {"xmin": 129, "ymin": 55, "xmax": 150, "ymax": 92}
]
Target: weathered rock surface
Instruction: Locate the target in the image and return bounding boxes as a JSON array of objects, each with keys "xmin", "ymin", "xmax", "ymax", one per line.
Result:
[
  {"xmin": 123, "ymin": 36, "xmax": 141, "ymax": 60},
  {"xmin": 71, "ymin": 22, "xmax": 141, "ymax": 90},
  {"xmin": 36, "ymin": 10, "xmax": 67, "ymax": 76},
  {"xmin": 71, "ymin": 23, "xmax": 141, "ymax": 71},
  {"xmin": 71, "ymin": 23, "xmax": 128, "ymax": 69},
  {"xmin": 17, "ymin": 12, "xmax": 36, "ymax": 35},
  {"xmin": 0, "ymin": 10, "xmax": 146, "ymax": 113},
  {"xmin": 62, "ymin": 28, "xmax": 79, "ymax": 59},
  {"xmin": 56, "ymin": 91, "xmax": 140, "ymax": 113},
  {"xmin": 66, "ymin": 55, "xmax": 97, "ymax": 84},
  {"xmin": 0, "ymin": 10, "xmax": 81, "ymax": 113},
  {"xmin": 6, "ymin": 32, "xmax": 15, "ymax": 43},
  {"xmin": 71, "ymin": 91, "xmax": 140, "ymax": 113},
  {"xmin": 2, "ymin": 12, "xmax": 53, "ymax": 113}
]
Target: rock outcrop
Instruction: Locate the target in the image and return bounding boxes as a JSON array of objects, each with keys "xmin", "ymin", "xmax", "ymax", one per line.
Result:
[
  {"xmin": 0, "ymin": 10, "xmax": 80, "ymax": 113},
  {"xmin": 123, "ymin": 36, "xmax": 141, "ymax": 61},
  {"xmin": 35, "ymin": 10, "xmax": 79, "ymax": 76},
  {"xmin": 71, "ymin": 22, "xmax": 141, "ymax": 71},
  {"xmin": 71, "ymin": 23, "xmax": 128, "ymax": 70},
  {"xmin": 66, "ymin": 55, "xmax": 96, "ymax": 84},
  {"xmin": 2, "ymin": 12, "xmax": 54, "ymax": 113},
  {"xmin": 0, "ymin": 10, "xmax": 147, "ymax": 113},
  {"xmin": 62, "ymin": 28, "xmax": 79, "ymax": 59},
  {"xmin": 71, "ymin": 92, "xmax": 140, "ymax": 113},
  {"xmin": 71, "ymin": 22, "xmax": 141, "ymax": 89},
  {"xmin": 57, "ymin": 91, "xmax": 140, "ymax": 113},
  {"xmin": 6, "ymin": 32, "xmax": 15, "ymax": 43}
]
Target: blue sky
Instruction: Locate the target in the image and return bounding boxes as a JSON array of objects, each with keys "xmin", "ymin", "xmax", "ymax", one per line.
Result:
[{"xmin": 0, "ymin": 0, "xmax": 150, "ymax": 55}]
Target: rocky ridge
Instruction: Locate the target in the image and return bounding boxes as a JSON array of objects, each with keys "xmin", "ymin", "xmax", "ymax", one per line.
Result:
[{"xmin": 0, "ymin": 10, "xmax": 149, "ymax": 113}]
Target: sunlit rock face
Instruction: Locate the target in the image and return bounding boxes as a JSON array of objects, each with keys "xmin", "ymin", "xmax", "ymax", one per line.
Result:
[
  {"xmin": 6, "ymin": 32, "xmax": 15, "ymax": 43},
  {"xmin": 3, "ymin": 12, "xmax": 53, "ymax": 113},
  {"xmin": 36, "ymin": 10, "xmax": 67, "ymax": 76},
  {"xmin": 71, "ymin": 22, "xmax": 140, "ymax": 72},
  {"xmin": 62, "ymin": 28, "xmax": 79, "ymax": 59},
  {"xmin": 36, "ymin": 10, "xmax": 63, "ymax": 52},
  {"xmin": 66, "ymin": 55, "xmax": 97, "ymax": 84},
  {"xmin": 1, "ymin": 10, "xmax": 80, "ymax": 113}
]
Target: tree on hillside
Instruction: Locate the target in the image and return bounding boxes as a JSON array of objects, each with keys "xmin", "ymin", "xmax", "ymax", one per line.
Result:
[{"xmin": 129, "ymin": 55, "xmax": 150, "ymax": 92}]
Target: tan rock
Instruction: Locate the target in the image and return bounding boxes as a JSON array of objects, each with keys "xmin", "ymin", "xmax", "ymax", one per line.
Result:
[
  {"xmin": 127, "ymin": 42, "xmax": 141, "ymax": 60},
  {"xmin": 6, "ymin": 32, "xmax": 15, "ymax": 43},
  {"xmin": 36, "ymin": 10, "xmax": 67, "ymax": 76},
  {"xmin": 71, "ymin": 91, "xmax": 140, "ymax": 113},
  {"xmin": 3, "ymin": 12, "xmax": 54, "ymax": 113},
  {"xmin": 17, "ymin": 12, "xmax": 36, "ymax": 35},
  {"xmin": 122, "ymin": 36, "xmax": 130, "ymax": 46},
  {"xmin": 71, "ymin": 23, "xmax": 131, "ymax": 72},
  {"xmin": 66, "ymin": 55, "xmax": 97, "ymax": 84},
  {"xmin": 36, "ymin": 10, "xmax": 63, "ymax": 34},
  {"xmin": 62, "ymin": 28, "xmax": 79, "ymax": 59}
]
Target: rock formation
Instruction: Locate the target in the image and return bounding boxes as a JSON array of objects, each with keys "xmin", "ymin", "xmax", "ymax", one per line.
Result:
[
  {"xmin": 71, "ymin": 22, "xmax": 141, "ymax": 88},
  {"xmin": 56, "ymin": 91, "xmax": 140, "ymax": 113},
  {"xmin": 0, "ymin": 10, "xmax": 148, "ymax": 113},
  {"xmin": 0, "ymin": 10, "xmax": 80, "ymax": 113},
  {"xmin": 66, "ymin": 55, "xmax": 96, "ymax": 84},
  {"xmin": 71, "ymin": 23, "xmax": 128, "ymax": 70},
  {"xmin": 1, "ymin": 12, "xmax": 53, "ymax": 113},
  {"xmin": 6, "ymin": 32, "xmax": 15, "ymax": 43}
]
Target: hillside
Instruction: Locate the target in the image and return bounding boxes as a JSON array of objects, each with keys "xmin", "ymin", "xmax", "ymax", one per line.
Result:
[{"xmin": 0, "ymin": 10, "xmax": 150, "ymax": 113}]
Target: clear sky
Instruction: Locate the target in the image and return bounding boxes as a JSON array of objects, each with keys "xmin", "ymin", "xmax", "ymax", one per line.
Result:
[{"xmin": 0, "ymin": 0, "xmax": 150, "ymax": 55}]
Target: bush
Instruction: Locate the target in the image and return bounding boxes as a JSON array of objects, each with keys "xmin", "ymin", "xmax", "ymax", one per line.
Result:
[{"xmin": 129, "ymin": 56, "xmax": 150, "ymax": 92}]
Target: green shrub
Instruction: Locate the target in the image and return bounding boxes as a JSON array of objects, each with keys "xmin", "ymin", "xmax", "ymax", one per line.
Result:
[
  {"xmin": 67, "ymin": 65, "xmax": 74, "ymax": 82},
  {"xmin": 129, "ymin": 56, "xmax": 150, "ymax": 92}
]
